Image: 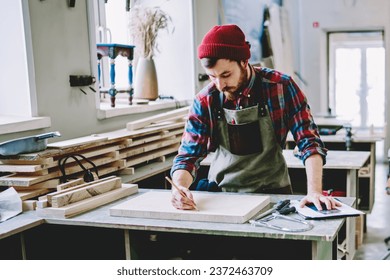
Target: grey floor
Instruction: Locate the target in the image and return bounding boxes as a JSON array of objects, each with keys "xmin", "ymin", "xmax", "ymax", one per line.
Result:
[{"xmin": 354, "ymin": 143, "xmax": 390, "ymax": 260}]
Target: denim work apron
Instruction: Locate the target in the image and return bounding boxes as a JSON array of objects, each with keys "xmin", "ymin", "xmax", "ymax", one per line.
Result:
[{"xmin": 208, "ymin": 93, "xmax": 292, "ymax": 193}]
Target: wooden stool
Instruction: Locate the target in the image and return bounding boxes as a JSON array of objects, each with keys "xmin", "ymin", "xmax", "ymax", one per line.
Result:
[{"xmin": 97, "ymin": 43, "xmax": 135, "ymax": 107}]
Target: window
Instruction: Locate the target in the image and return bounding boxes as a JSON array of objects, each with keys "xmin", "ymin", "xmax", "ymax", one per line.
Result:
[
  {"xmin": 90, "ymin": 0, "xmax": 195, "ymax": 119},
  {"xmin": 328, "ymin": 31, "xmax": 385, "ymax": 129},
  {"xmin": 0, "ymin": 0, "xmax": 50, "ymax": 135}
]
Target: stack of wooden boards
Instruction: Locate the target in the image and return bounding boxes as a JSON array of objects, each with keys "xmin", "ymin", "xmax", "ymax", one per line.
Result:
[
  {"xmin": 0, "ymin": 107, "xmax": 188, "ymax": 210},
  {"xmin": 35, "ymin": 176, "xmax": 138, "ymax": 218}
]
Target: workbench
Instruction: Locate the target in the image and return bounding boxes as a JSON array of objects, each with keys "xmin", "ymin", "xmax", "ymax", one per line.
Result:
[
  {"xmin": 200, "ymin": 150, "xmax": 370, "ymax": 259},
  {"xmin": 286, "ymin": 130, "xmax": 382, "ymax": 213},
  {"xmin": 201, "ymin": 150, "xmax": 369, "ymax": 205},
  {"xmin": 0, "ymin": 190, "xmax": 355, "ymax": 260},
  {"xmin": 0, "ymin": 151, "xmax": 367, "ymax": 260}
]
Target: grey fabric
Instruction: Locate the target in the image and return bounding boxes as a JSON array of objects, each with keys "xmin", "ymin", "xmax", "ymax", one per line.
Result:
[{"xmin": 208, "ymin": 103, "xmax": 291, "ymax": 193}]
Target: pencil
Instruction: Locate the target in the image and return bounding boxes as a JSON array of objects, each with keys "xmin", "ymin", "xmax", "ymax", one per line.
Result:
[{"xmin": 165, "ymin": 176, "xmax": 199, "ymax": 211}]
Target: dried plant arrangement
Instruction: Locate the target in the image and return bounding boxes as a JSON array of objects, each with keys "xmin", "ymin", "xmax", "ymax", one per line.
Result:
[{"xmin": 129, "ymin": 5, "xmax": 173, "ymax": 59}]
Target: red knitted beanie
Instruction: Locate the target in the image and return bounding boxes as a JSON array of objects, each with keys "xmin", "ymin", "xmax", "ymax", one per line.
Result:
[{"xmin": 198, "ymin": 24, "xmax": 251, "ymax": 61}]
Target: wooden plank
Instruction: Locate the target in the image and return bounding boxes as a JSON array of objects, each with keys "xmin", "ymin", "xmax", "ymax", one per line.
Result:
[
  {"xmin": 0, "ymin": 157, "xmax": 54, "ymax": 165},
  {"xmin": 50, "ymin": 177, "xmax": 122, "ymax": 208},
  {"xmin": 0, "ymin": 152, "xmax": 121, "ymax": 187},
  {"xmin": 0, "ymin": 152, "xmax": 57, "ymax": 162},
  {"xmin": 36, "ymin": 184, "xmax": 138, "ymax": 218},
  {"xmin": 0, "ymin": 171, "xmax": 60, "ymax": 187},
  {"xmin": 119, "ymin": 138, "xmax": 181, "ymax": 159},
  {"xmin": 17, "ymin": 169, "xmax": 49, "ymax": 176},
  {"xmin": 119, "ymin": 154, "xmax": 175, "ymax": 184},
  {"xmin": 125, "ymin": 144, "xmax": 179, "ymax": 167},
  {"xmin": 56, "ymin": 178, "xmax": 84, "ymax": 191},
  {"xmin": 129, "ymin": 128, "xmax": 183, "ymax": 147},
  {"xmin": 46, "ymin": 176, "xmax": 117, "ymax": 205},
  {"xmin": 17, "ymin": 188, "xmax": 51, "ymax": 201},
  {"xmin": 97, "ymin": 122, "xmax": 185, "ymax": 142},
  {"xmin": 43, "ymin": 145, "xmax": 121, "ymax": 169},
  {"xmin": 47, "ymin": 135, "xmax": 108, "ymax": 149},
  {"xmin": 54, "ymin": 153, "xmax": 119, "ymax": 176},
  {"xmin": 0, "ymin": 163, "xmax": 46, "ymax": 173},
  {"xmin": 13, "ymin": 179, "xmax": 59, "ymax": 190},
  {"xmin": 118, "ymin": 168, "xmax": 135, "ymax": 175},
  {"xmin": 110, "ymin": 191, "xmax": 270, "ymax": 224},
  {"xmin": 2, "ymin": 136, "xmax": 111, "ymax": 161},
  {"xmin": 55, "ymin": 160, "xmax": 126, "ymax": 181},
  {"xmin": 126, "ymin": 107, "xmax": 189, "ymax": 131},
  {"xmin": 93, "ymin": 160, "xmax": 126, "ymax": 177}
]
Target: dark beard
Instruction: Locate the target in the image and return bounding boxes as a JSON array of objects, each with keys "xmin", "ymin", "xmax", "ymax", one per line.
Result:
[{"xmin": 223, "ymin": 64, "xmax": 248, "ymax": 100}]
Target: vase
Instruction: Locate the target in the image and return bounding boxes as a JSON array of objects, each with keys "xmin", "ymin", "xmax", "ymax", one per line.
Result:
[{"xmin": 133, "ymin": 57, "xmax": 159, "ymax": 100}]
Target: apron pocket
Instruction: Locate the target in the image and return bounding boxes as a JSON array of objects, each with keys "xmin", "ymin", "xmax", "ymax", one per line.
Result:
[{"xmin": 227, "ymin": 121, "xmax": 262, "ymax": 155}]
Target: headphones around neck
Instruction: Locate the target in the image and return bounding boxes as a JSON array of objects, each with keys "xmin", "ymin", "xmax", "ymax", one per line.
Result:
[{"xmin": 58, "ymin": 154, "xmax": 99, "ymax": 183}]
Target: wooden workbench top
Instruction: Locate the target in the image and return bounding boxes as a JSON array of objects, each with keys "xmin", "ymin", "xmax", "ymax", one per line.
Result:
[
  {"xmin": 42, "ymin": 190, "xmax": 354, "ymax": 243},
  {"xmin": 201, "ymin": 150, "xmax": 370, "ymax": 170}
]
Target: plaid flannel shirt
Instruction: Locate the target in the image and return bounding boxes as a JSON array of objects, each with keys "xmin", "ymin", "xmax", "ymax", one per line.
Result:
[{"xmin": 171, "ymin": 66, "xmax": 327, "ymax": 179}]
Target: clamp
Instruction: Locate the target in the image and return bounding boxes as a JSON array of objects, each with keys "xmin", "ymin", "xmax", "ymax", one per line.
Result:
[{"xmin": 249, "ymin": 199, "xmax": 313, "ymax": 232}]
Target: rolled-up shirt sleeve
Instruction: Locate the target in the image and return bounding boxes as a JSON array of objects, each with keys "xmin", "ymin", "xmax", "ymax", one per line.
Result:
[
  {"xmin": 171, "ymin": 95, "xmax": 211, "ymax": 180},
  {"xmin": 285, "ymin": 78, "xmax": 327, "ymax": 165}
]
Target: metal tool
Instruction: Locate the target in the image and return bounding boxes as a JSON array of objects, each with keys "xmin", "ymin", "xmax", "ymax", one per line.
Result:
[
  {"xmin": 0, "ymin": 131, "xmax": 61, "ymax": 156},
  {"xmin": 249, "ymin": 199, "xmax": 313, "ymax": 232}
]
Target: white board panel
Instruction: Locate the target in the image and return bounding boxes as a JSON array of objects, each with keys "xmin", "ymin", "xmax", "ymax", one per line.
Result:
[{"xmin": 110, "ymin": 191, "xmax": 270, "ymax": 224}]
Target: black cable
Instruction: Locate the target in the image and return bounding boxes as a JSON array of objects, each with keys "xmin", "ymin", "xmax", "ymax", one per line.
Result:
[{"xmin": 58, "ymin": 154, "xmax": 99, "ymax": 183}]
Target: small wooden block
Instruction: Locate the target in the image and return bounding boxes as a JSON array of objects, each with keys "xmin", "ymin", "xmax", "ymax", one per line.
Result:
[
  {"xmin": 22, "ymin": 200, "xmax": 37, "ymax": 211},
  {"xmin": 36, "ymin": 184, "xmax": 138, "ymax": 218},
  {"xmin": 46, "ymin": 176, "xmax": 117, "ymax": 205},
  {"xmin": 18, "ymin": 188, "xmax": 51, "ymax": 201},
  {"xmin": 50, "ymin": 177, "xmax": 122, "ymax": 208}
]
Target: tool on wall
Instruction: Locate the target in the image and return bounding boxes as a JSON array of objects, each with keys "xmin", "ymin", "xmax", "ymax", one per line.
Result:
[
  {"xmin": 68, "ymin": 0, "xmax": 76, "ymax": 8},
  {"xmin": 249, "ymin": 199, "xmax": 313, "ymax": 232},
  {"xmin": 69, "ymin": 75, "xmax": 96, "ymax": 95}
]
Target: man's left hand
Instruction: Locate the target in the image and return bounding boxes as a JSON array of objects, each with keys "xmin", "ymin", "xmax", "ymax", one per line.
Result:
[{"xmin": 299, "ymin": 192, "xmax": 342, "ymax": 210}]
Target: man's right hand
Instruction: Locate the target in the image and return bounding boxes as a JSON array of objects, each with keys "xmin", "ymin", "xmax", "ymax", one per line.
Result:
[
  {"xmin": 171, "ymin": 185, "xmax": 196, "ymax": 210},
  {"xmin": 170, "ymin": 170, "xmax": 197, "ymax": 210}
]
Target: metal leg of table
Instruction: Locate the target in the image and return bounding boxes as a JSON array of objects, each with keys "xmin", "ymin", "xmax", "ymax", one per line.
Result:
[
  {"xmin": 20, "ymin": 232, "xmax": 26, "ymax": 260},
  {"xmin": 124, "ymin": 229, "xmax": 131, "ymax": 260},
  {"xmin": 312, "ymin": 239, "xmax": 336, "ymax": 260},
  {"xmin": 346, "ymin": 169, "xmax": 358, "ymax": 259}
]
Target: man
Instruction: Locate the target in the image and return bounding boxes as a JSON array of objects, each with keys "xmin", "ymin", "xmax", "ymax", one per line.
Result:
[{"xmin": 170, "ymin": 24, "xmax": 339, "ymax": 211}]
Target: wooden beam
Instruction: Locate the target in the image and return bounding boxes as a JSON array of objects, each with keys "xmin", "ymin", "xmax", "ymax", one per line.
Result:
[
  {"xmin": 13, "ymin": 179, "xmax": 59, "ymax": 190},
  {"xmin": 50, "ymin": 177, "xmax": 122, "ymax": 208},
  {"xmin": 45, "ymin": 176, "xmax": 117, "ymax": 205},
  {"xmin": 56, "ymin": 178, "xmax": 84, "ymax": 191},
  {"xmin": 36, "ymin": 184, "xmax": 138, "ymax": 218},
  {"xmin": 17, "ymin": 188, "xmax": 51, "ymax": 201},
  {"xmin": 126, "ymin": 107, "xmax": 189, "ymax": 131},
  {"xmin": 125, "ymin": 144, "xmax": 179, "ymax": 167}
]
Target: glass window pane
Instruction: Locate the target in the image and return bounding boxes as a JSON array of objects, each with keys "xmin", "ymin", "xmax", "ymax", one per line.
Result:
[
  {"xmin": 366, "ymin": 47, "xmax": 385, "ymax": 127},
  {"xmin": 335, "ymin": 48, "xmax": 361, "ymax": 126}
]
